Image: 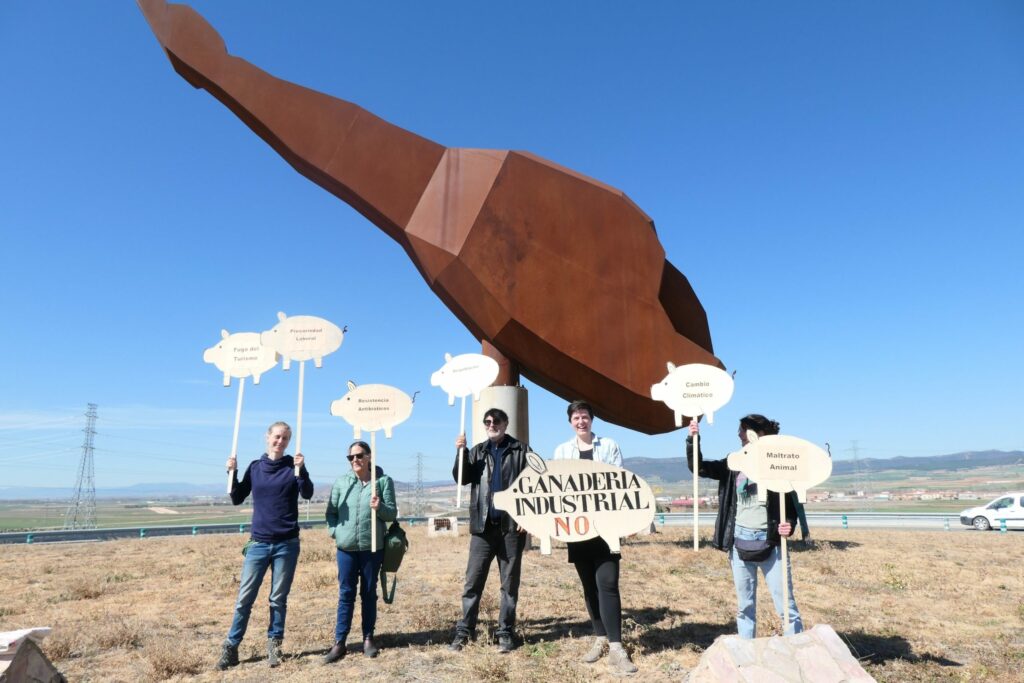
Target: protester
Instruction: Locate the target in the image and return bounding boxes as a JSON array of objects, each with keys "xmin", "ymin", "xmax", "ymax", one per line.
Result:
[
  {"xmin": 449, "ymin": 408, "xmax": 532, "ymax": 653},
  {"xmin": 552, "ymin": 400, "xmax": 637, "ymax": 674},
  {"xmin": 217, "ymin": 421, "xmax": 314, "ymax": 669},
  {"xmin": 323, "ymin": 440, "xmax": 398, "ymax": 662},
  {"xmin": 687, "ymin": 414, "xmax": 802, "ymax": 638}
]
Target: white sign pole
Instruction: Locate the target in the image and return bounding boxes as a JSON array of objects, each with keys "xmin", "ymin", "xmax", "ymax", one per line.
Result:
[
  {"xmin": 780, "ymin": 490, "xmax": 790, "ymax": 633},
  {"xmin": 227, "ymin": 377, "xmax": 246, "ymax": 494},
  {"xmin": 692, "ymin": 428, "xmax": 700, "ymax": 551},
  {"xmin": 456, "ymin": 395, "xmax": 467, "ymax": 508},
  {"xmin": 294, "ymin": 360, "xmax": 305, "ymax": 477},
  {"xmin": 371, "ymin": 430, "xmax": 378, "ymax": 550},
  {"xmin": 650, "ymin": 362, "xmax": 735, "ymax": 552},
  {"xmin": 430, "ymin": 353, "xmax": 500, "ymax": 511}
]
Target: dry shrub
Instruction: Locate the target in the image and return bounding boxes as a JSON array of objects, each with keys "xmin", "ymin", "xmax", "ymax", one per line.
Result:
[
  {"xmin": 0, "ymin": 605, "xmax": 17, "ymax": 617},
  {"xmin": 303, "ymin": 569, "xmax": 336, "ymax": 590},
  {"xmin": 143, "ymin": 638, "xmax": 204, "ymax": 679},
  {"xmin": 303, "ymin": 544, "xmax": 335, "ymax": 563},
  {"xmin": 58, "ymin": 577, "xmax": 106, "ymax": 601},
  {"xmin": 93, "ymin": 615, "xmax": 143, "ymax": 649},
  {"xmin": 43, "ymin": 631, "xmax": 81, "ymax": 661}
]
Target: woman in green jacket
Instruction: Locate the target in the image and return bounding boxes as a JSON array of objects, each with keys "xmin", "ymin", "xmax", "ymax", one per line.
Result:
[{"xmin": 323, "ymin": 440, "xmax": 398, "ymax": 662}]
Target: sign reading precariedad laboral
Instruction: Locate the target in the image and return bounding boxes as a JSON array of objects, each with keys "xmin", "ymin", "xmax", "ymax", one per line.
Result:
[
  {"xmin": 330, "ymin": 381, "xmax": 413, "ymax": 438},
  {"xmin": 261, "ymin": 311, "xmax": 345, "ymax": 369},
  {"xmin": 493, "ymin": 456, "xmax": 656, "ymax": 554},
  {"xmin": 727, "ymin": 433, "xmax": 832, "ymax": 503},
  {"xmin": 430, "ymin": 352, "xmax": 500, "ymax": 404},
  {"xmin": 651, "ymin": 362, "xmax": 735, "ymax": 425},
  {"xmin": 203, "ymin": 330, "xmax": 279, "ymax": 386}
]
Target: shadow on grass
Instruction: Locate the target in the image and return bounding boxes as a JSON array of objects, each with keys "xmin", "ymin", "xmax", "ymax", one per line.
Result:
[{"xmin": 841, "ymin": 630, "xmax": 961, "ymax": 667}]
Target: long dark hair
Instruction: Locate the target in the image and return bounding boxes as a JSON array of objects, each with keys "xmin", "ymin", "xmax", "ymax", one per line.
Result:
[{"xmin": 739, "ymin": 414, "xmax": 780, "ymax": 436}]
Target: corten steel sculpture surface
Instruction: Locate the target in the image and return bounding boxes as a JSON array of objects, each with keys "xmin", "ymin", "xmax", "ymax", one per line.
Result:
[{"xmin": 137, "ymin": 0, "xmax": 724, "ymax": 434}]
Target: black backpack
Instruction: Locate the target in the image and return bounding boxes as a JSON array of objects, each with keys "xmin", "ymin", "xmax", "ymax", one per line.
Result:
[{"xmin": 379, "ymin": 521, "xmax": 409, "ymax": 604}]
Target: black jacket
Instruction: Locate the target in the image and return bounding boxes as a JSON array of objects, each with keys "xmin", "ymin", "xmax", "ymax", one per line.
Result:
[
  {"xmin": 453, "ymin": 435, "xmax": 531, "ymax": 534},
  {"xmin": 686, "ymin": 436, "xmax": 798, "ymax": 552}
]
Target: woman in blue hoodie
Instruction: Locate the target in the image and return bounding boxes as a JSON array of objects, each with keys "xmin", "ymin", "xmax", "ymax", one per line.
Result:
[
  {"xmin": 217, "ymin": 421, "xmax": 314, "ymax": 670},
  {"xmin": 323, "ymin": 440, "xmax": 398, "ymax": 662}
]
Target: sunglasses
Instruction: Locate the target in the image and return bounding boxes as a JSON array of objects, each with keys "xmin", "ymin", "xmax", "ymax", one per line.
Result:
[
  {"xmin": 347, "ymin": 452, "xmax": 369, "ymax": 461},
  {"xmin": 483, "ymin": 419, "xmax": 506, "ymax": 426}
]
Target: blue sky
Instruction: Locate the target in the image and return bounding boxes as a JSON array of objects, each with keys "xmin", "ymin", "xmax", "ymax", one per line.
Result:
[{"xmin": 2, "ymin": 2, "xmax": 1022, "ymax": 489}]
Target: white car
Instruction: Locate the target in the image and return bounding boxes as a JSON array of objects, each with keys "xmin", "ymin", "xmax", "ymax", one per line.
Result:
[{"xmin": 959, "ymin": 492, "xmax": 1024, "ymax": 530}]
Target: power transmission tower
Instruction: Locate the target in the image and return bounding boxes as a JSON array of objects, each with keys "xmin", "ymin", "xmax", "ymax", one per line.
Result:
[
  {"xmin": 414, "ymin": 452, "xmax": 425, "ymax": 516},
  {"xmin": 846, "ymin": 440, "xmax": 873, "ymax": 512},
  {"xmin": 64, "ymin": 404, "xmax": 98, "ymax": 530}
]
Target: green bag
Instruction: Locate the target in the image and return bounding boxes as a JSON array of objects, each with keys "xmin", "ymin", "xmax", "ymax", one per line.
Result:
[{"xmin": 379, "ymin": 521, "xmax": 408, "ymax": 605}]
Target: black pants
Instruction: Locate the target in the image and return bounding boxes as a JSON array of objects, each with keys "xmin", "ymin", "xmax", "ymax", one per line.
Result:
[
  {"xmin": 573, "ymin": 548, "xmax": 621, "ymax": 642},
  {"xmin": 456, "ymin": 522, "xmax": 526, "ymax": 637}
]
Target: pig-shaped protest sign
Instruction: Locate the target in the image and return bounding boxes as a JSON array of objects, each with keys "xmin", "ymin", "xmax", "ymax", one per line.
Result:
[
  {"xmin": 430, "ymin": 353, "xmax": 500, "ymax": 405},
  {"xmin": 260, "ymin": 312, "xmax": 345, "ymax": 370},
  {"xmin": 651, "ymin": 362, "xmax": 734, "ymax": 426},
  {"xmin": 727, "ymin": 433, "xmax": 832, "ymax": 503},
  {"xmin": 330, "ymin": 382, "xmax": 414, "ymax": 439},
  {"xmin": 203, "ymin": 330, "xmax": 279, "ymax": 386},
  {"xmin": 493, "ymin": 456, "xmax": 656, "ymax": 555}
]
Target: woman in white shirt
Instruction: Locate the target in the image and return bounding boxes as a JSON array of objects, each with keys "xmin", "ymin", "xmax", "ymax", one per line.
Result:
[{"xmin": 552, "ymin": 400, "xmax": 636, "ymax": 675}]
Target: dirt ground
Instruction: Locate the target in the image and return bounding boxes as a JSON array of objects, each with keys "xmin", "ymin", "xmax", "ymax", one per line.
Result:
[{"xmin": 1, "ymin": 526, "xmax": 1021, "ymax": 681}]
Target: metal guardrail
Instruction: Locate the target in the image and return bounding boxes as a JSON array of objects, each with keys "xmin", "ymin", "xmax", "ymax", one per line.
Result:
[{"xmin": 0, "ymin": 512, "xmax": 1002, "ymax": 545}]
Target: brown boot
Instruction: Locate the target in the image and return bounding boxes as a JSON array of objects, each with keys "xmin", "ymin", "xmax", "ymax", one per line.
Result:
[{"xmin": 323, "ymin": 641, "xmax": 346, "ymax": 664}]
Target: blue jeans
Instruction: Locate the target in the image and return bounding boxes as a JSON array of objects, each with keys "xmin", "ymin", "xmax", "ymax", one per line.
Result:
[
  {"xmin": 729, "ymin": 526, "xmax": 802, "ymax": 639},
  {"xmin": 226, "ymin": 538, "xmax": 300, "ymax": 645},
  {"xmin": 335, "ymin": 548, "xmax": 385, "ymax": 643}
]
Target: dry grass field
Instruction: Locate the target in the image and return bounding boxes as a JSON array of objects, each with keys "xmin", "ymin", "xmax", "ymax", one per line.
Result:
[{"xmin": 1, "ymin": 527, "xmax": 1021, "ymax": 682}]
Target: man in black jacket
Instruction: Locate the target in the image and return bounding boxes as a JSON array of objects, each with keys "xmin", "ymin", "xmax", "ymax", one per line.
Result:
[{"xmin": 449, "ymin": 408, "xmax": 532, "ymax": 653}]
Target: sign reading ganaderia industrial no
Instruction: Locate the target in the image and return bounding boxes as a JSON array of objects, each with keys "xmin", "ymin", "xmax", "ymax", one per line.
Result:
[{"xmin": 493, "ymin": 456, "xmax": 656, "ymax": 554}]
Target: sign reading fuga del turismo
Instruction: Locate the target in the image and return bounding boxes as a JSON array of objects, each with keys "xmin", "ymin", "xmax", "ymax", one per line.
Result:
[{"xmin": 494, "ymin": 456, "xmax": 656, "ymax": 554}]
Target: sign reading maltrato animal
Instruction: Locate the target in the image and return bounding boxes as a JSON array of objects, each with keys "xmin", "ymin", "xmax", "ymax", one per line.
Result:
[
  {"xmin": 493, "ymin": 456, "xmax": 656, "ymax": 555},
  {"xmin": 727, "ymin": 433, "xmax": 832, "ymax": 503}
]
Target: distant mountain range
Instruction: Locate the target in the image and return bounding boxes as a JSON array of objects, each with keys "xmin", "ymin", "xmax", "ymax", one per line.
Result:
[
  {"xmin": 2, "ymin": 450, "xmax": 1020, "ymax": 500},
  {"xmin": 623, "ymin": 449, "xmax": 1024, "ymax": 483}
]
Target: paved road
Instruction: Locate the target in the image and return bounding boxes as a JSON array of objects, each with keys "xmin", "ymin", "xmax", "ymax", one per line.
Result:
[{"xmin": 3, "ymin": 512, "xmax": 1018, "ymax": 545}]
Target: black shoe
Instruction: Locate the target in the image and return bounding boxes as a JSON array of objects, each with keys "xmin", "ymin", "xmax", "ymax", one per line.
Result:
[
  {"xmin": 363, "ymin": 636, "xmax": 379, "ymax": 658},
  {"xmin": 323, "ymin": 641, "xmax": 346, "ymax": 664},
  {"xmin": 215, "ymin": 640, "xmax": 239, "ymax": 670},
  {"xmin": 267, "ymin": 638, "xmax": 283, "ymax": 668},
  {"xmin": 448, "ymin": 632, "xmax": 470, "ymax": 652},
  {"xmin": 497, "ymin": 633, "xmax": 514, "ymax": 653}
]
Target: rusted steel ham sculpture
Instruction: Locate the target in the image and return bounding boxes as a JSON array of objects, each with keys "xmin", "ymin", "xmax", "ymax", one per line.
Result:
[{"xmin": 137, "ymin": 0, "xmax": 723, "ymax": 434}]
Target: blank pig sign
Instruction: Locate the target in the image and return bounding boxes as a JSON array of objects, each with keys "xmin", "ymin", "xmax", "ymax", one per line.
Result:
[
  {"xmin": 492, "ymin": 456, "xmax": 656, "ymax": 555},
  {"xmin": 431, "ymin": 352, "xmax": 500, "ymax": 508}
]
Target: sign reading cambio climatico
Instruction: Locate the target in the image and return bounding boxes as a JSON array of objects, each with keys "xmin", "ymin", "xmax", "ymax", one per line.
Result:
[
  {"xmin": 728, "ymin": 433, "xmax": 832, "ymax": 503},
  {"xmin": 493, "ymin": 456, "xmax": 656, "ymax": 554},
  {"xmin": 651, "ymin": 362, "xmax": 734, "ymax": 425}
]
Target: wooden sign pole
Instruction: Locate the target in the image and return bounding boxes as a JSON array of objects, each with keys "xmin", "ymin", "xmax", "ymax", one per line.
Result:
[
  {"xmin": 779, "ymin": 490, "xmax": 790, "ymax": 632},
  {"xmin": 692, "ymin": 428, "xmax": 700, "ymax": 551},
  {"xmin": 294, "ymin": 360, "xmax": 305, "ymax": 477},
  {"xmin": 456, "ymin": 395, "xmax": 467, "ymax": 508},
  {"xmin": 227, "ymin": 377, "xmax": 246, "ymax": 493},
  {"xmin": 370, "ymin": 430, "xmax": 378, "ymax": 550}
]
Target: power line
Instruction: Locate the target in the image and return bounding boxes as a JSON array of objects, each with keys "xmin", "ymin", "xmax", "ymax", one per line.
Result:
[{"xmin": 63, "ymin": 404, "xmax": 98, "ymax": 529}]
